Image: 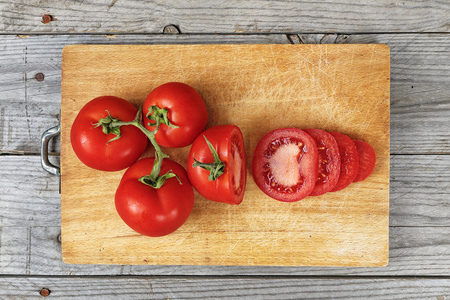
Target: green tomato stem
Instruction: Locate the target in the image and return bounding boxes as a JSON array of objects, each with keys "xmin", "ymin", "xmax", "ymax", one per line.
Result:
[
  {"xmin": 192, "ymin": 136, "xmax": 226, "ymax": 181},
  {"xmin": 146, "ymin": 105, "xmax": 179, "ymax": 131},
  {"xmin": 104, "ymin": 106, "xmax": 176, "ymax": 188}
]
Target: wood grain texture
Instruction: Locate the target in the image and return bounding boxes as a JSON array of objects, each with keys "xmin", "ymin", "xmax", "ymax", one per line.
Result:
[
  {"xmin": 0, "ymin": 30, "xmax": 449, "ymax": 297},
  {"xmin": 0, "ymin": 276, "xmax": 449, "ymax": 299},
  {"xmin": 0, "ymin": 156, "xmax": 60, "ymax": 226},
  {"xmin": 0, "ymin": 1, "xmax": 449, "ymax": 33},
  {"xmin": 26, "ymin": 226, "xmax": 450, "ymax": 276},
  {"xmin": 1, "ymin": 33, "xmax": 449, "ymax": 155},
  {"xmin": 0, "ymin": 34, "xmax": 287, "ymax": 154},
  {"xmin": 0, "ymin": 227, "xmax": 29, "ymax": 274},
  {"xmin": 1, "ymin": 155, "xmax": 449, "ymax": 229},
  {"xmin": 390, "ymin": 155, "xmax": 450, "ymax": 226},
  {"xmin": 60, "ymin": 44, "xmax": 390, "ymax": 266}
]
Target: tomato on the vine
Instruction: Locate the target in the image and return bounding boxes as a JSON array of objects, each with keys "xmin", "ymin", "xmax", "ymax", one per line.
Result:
[
  {"xmin": 252, "ymin": 128, "xmax": 318, "ymax": 202},
  {"xmin": 70, "ymin": 96, "xmax": 148, "ymax": 171},
  {"xmin": 187, "ymin": 125, "xmax": 246, "ymax": 205},
  {"xmin": 115, "ymin": 157, "xmax": 195, "ymax": 237},
  {"xmin": 329, "ymin": 131, "xmax": 359, "ymax": 192},
  {"xmin": 303, "ymin": 129, "xmax": 341, "ymax": 196},
  {"xmin": 143, "ymin": 82, "xmax": 208, "ymax": 148},
  {"xmin": 353, "ymin": 140, "xmax": 376, "ymax": 182}
]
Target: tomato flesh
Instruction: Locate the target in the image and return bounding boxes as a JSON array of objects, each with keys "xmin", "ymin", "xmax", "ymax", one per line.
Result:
[
  {"xmin": 329, "ymin": 131, "xmax": 359, "ymax": 192},
  {"xmin": 252, "ymin": 128, "xmax": 318, "ymax": 202},
  {"xmin": 353, "ymin": 140, "xmax": 376, "ymax": 182},
  {"xmin": 263, "ymin": 138, "xmax": 305, "ymax": 194},
  {"xmin": 303, "ymin": 129, "xmax": 341, "ymax": 196}
]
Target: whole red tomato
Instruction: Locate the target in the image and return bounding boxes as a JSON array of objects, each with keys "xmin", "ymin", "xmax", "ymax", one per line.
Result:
[
  {"xmin": 187, "ymin": 125, "xmax": 247, "ymax": 205},
  {"xmin": 70, "ymin": 96, "xmax": 148, "ymax": 171},
  {"xmin": 143, "ymin": 82, "xmax": 208, "ymax": 148},
  {"xmin": 115, "ymin": 157, "xmax": 195, "ymax": 237}
]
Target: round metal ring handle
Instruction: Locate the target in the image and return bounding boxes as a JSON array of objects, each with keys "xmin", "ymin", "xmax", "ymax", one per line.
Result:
[{"xmin": 41, "ymin": 124, "xmax": 61, "ymax": 176}]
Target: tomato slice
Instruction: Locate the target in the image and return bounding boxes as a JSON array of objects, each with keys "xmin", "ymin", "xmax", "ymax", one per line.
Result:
[
  {"xmin": 252, "ymin": 128, "xmax": 318, "ymax": 202},
  {"xmin": 329, "ymin": 131, "xmax": 359, "ymax": 192},
  {"xmin": 353, "ymin": 140, "xmax": 376, "ymax": 182},
  {"xmin": 187, "ymin": 125, "xmax": 246, "ymax": 205},
  {"xmin": 303, "ymin": 129, "xmax": 341, "ymax": 196}
]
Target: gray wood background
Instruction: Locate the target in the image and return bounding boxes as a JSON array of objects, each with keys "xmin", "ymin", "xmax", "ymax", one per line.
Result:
[{"xmin": 0, "ymin": 1, "xmax": 449, "ymax": 299}]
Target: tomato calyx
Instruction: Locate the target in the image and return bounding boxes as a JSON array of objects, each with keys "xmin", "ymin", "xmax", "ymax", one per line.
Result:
[
  {"xmin": 146, "ymin": 105, "xmax": 179, "ymax": 131},
  {"xmin": 139, "ymin": 169, "xmax": 181, "ymax": 189},
  {"xmin": 92, "ymin": 111, "xmax": 123, "ymax": 143},
  {"xmin": 192, "ymin": 136, "xmax": 225, "ymax": 181},
  {"xmin": 100, "ymin": 106, "xmax": 180, "ymax": 189}
]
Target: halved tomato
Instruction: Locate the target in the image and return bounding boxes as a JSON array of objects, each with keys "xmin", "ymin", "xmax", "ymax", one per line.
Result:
[
  {"xmin": 329, "ymin": 131, "xmax": 359, "ymax": 192},
  {"xmin": 252, "ymin": 128, "xmax": 318, "ymax": 202},
  {"xmin": 353, "ymin": 140, "xmax": 376, "ymax": 182},
  {"xmin": 187, "ymin": 125, "xmax": 246, "ymax": 205},
  {"xmin": 303, "ymin": 129, "xmax": 341, "ymax": 196}
]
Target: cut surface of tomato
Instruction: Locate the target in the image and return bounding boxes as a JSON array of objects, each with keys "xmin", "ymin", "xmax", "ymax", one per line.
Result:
[
  {"xmin": 329, "ymin": 131, "xmax": 359, "ymax": 192},
  {"xmin": 303, "ymin": 129, "xmax": 341, "ymax": 196},
  {"xmin": 252, "ymin": 128, "xmax": 318, "ymax": 202},
  {"xmin": 353, "ymin": 140, "xmax": 376, "ymax": 182}
]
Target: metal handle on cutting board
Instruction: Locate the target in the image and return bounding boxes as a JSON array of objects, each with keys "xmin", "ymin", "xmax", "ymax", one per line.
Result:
[{"xmin": 41, "ymin": 124, "xmax": 61, "ymax": 176}]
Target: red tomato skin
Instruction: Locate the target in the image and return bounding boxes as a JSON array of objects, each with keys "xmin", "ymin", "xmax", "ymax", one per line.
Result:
[
  {"xmin": 303, "ymin": 129, "xmax": 341, "ymax": 196},
  {"xmin": 115, "ymin": 158, "xmax": 195, "ymax": 237},
  {"xmin": 187, "ymin": 125, "xmax": 247, "ymax": 205},
  {"xmin": 252, "ymin": 128, "xmax": 318, "ymax": 202},
  {"xmin": 143, "ymin": 82, "xmax": 208, "ymax": 148},
  {"xmin": 70, "ymin": 96, "xmax": 148, "ymax": 171},
  {"xmin": 353, "ymin": 140, "xmax": 377, "ymax": 182},
  {"xmin": 329, "ymin": 131, "xmax": 359, "ymax": 192}
]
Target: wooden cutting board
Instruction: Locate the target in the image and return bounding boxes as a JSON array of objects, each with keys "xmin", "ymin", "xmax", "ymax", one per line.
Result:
[{"xmin": 61, "ymin": 44, "xmax": 390, "ymax": 266}]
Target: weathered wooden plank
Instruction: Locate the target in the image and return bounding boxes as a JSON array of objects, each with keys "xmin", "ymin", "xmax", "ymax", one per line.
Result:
[
  {"xmin": 1, "ymin": 154, "xmax": 449, "ymax": 227},
  {"xmin": 0, "ymin": 276, "xmax": 449, "ymax": 299},
  {"xmin": 0, "ymin": 156, "xmax": 60, "ymax": 227},
  {"xmin": 0, "ymin": 34, "xmax": 287, "ymax": 154},
  {"xmin": 292, "ymin": 33, "xmax": 450, "ymax": 84},
  {"xmin": 1, "ymin": 156, "xmax": 449, "ymax": 275},
  {"xmin": 27, "ymin": 226, "xmax": 450, "ymax": 276},
  {"xmin": 0, "ymin": 1, "xmax": 449, "ymax": 34},
  {"xmin": 1, "ymin": 33, "xmax": 449, "ymax": 154},
  {"xmin": 390, "ymin": 84, "xmax": 450, "ymax": 154},
  {"xmin": 0, "ymin": 227, "xmax": 29, "ymax": 274},
  {"xmin": 390, "ymin": 155, "xmax": 450, "ymax": 226}
]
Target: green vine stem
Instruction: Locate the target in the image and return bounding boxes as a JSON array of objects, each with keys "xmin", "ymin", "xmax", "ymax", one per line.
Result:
[{"xmin": 94, "ymin": 106, "xmax": 179, "ymax": 188}]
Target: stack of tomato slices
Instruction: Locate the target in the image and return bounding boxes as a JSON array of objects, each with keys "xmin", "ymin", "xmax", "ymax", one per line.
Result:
[{"xmin": 251, "ymin": 128, "xmax": 376, "ymax": 202}]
